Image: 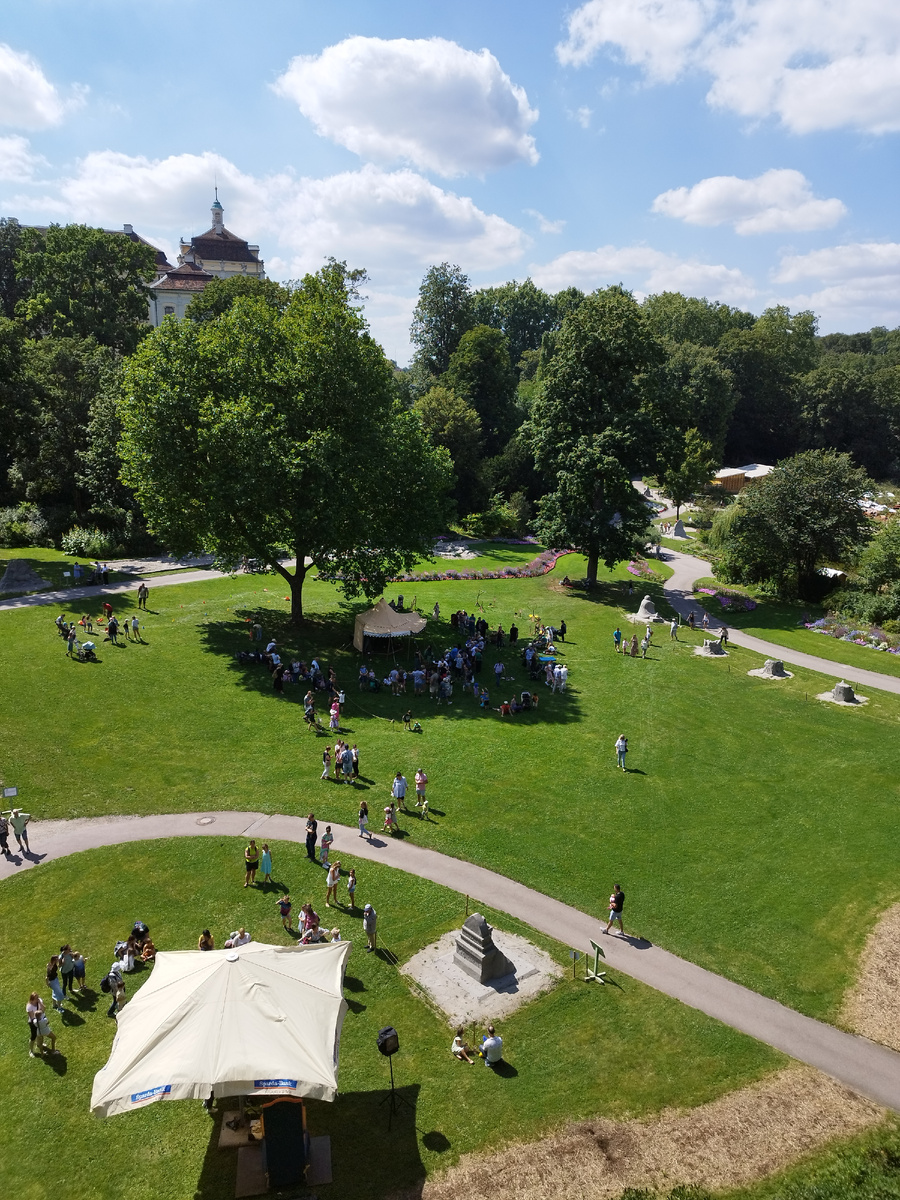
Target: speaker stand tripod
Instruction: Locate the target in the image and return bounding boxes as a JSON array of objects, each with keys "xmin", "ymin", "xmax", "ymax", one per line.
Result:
[{"xmin": 379, "ymin": 1054, "xmax": 414, "ymax": 1127}]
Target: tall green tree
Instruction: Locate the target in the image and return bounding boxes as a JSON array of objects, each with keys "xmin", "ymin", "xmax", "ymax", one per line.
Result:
[
  {"xmin": 798, "ymin": 356, "xmax": 898, "ymax": 479},
  {"xmin": 720, "ymin": 306, "xmax": 819, "ymax": 466},
  {"xmin": 16, "ymin": 224, "xmax": 157, "ymax": 354},
  {"xmin": 660, "ymin": 428, "xmax": 718, "ymax": 518},
  {"xmin": 414, "ymin": 385, "xmax": 485, "ymax": 515},
  {"xmin": 444, "ymin": 324, "xmax": 517, "ymax": 457},
  {"xmin": 642, "ymin": 292, "xmax": 754, "ymax": 347},
  {"xmin": 409, "ymin": 262, "xmax": 472, "ymax": 376},
  {"xmin": 659, "ymin": 341, "xmax": 736, "ymax": 459},
  {"xmin": 718, "ymin": 450, "xmax": 872, "ymax": 597},
  {"xmin": 118, "ymin": 265, "xmax": 452, "ymax": 622},
  {"xmin": 0, "ymin": 217, "xmax": 27, "ymax": 320},
  {"xmin": 470, "ymin": 278, "xmax": 558, "ymax": 366},
  {"xmin": 529, "ymin": 286, "xmax": 666, "ymax": 585},
  {"xmin": 185, "ymin": 275, "xmax": 292, "ymax": 322}
]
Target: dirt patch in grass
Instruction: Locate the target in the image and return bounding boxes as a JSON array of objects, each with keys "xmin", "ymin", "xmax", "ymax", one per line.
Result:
[
  {"xmin": 407, "ymin": 1067, "xmax": 881, "ymax": 1200},
  {"xmin": 841, "ymin": 902, "xmax": 900, "ymax": 1051},
  {"xmin": 402, "ymin": 907, "xmax": 900, "ymax": 1200}
]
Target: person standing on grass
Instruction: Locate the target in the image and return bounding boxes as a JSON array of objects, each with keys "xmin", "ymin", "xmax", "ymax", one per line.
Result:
[
  {"xmin": 321, "ymin": 746, "xmax": 331, "ymax": 780},
  {"xmin": 26, "ymin": 993, "xmax": 45, "ymax": 1057},
  {"xmin": 615, "ymin": 735, "xmax": 628, "ymax": 771},
  {"xmin": 719, "ymin": 625, "xmax": 729, "ymax": 648},
  {"xmin": 605, "ymin": 884, "xmax": 625, "ymax": 935},
  {"xmin": 325, "ymin": 861, "xmax": 341, "ymax": 907},
  {"xmin": 66, "ymin": 625, "xmax": 78, "ymax": 657},
  {"xmin": 392, "ymin": 772, "xmax": 408, "ymax": 811},
  {"xmin": 414, "ymin": 768, "xmax": 428, "ymax": 810},
  {"xmin": 347, "ymin": 868, "xmax": 357, "ymax": 910},
  {"xmin": 106, "ymin": 962, "xmax": 125, "ymax": 1017},
  {"xmin": 358, "ymin": 801, "xmax": 370, "ymax": 839},
  {"xmin": 244, "ymin": 840, "xmax": 260, "ymax": 888},
  {"xmin": 276, "ymin": 895, "xmax": 293, "ymax": 931},
  {"xmin": 72, "ymin": 952, "xmax": 86, "ymax": 991},
  {"xmin": 669, "ymin": 617, "xmax": 678, "ymax": 640},
  {"xmin": 131, "ymin": 615, "xmax": 141, "ymax": 642},
  {"xmin": 559, "ymin": 619, "xmax": 567, "ymax": 642},
  {"xmin": 59, "ymin": 945, "xmax": 76, "ymax": 996},
  {"xmin": 46, "ymin": 956, "xmax": 66, "ymax": 1012},
  {"xmin": 341, "ymin": 744, "xmax": 354, "ymax": 785},
  {"xmin": 613, "ymin": 627, "xmax": 622, "ymax": 653},
  {"xmin": 260, "ymin": 843, "xmax": 272, "ymax": 884},
  {"xmin": 351, "ymin": 744, "xmax": 359, "ymax": 778},
  {"xmin": 363, "ymin": 903, "xmax": 377, "ymax": 952},
  {"xmin": 688, "ymin": 611, "xmax": 695, "ymax": 630},
  {"xmin": 641, "ymin": 634, "xmax": 650, "ymax": 659}
]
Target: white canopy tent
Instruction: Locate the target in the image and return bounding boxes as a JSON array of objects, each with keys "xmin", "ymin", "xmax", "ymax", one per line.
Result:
[
  {"xmin": 91, "ymin": 941, "xmax": 350, "ymax": 1117},
  {"xmin": 353, "ymin": 597, "xmax": 426, "ymax": 652}
]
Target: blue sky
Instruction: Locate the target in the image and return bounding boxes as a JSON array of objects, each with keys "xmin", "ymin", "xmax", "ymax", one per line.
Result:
[{"xmin": 2, "ymin": 0, "xmax": 899, "ymax": 361}]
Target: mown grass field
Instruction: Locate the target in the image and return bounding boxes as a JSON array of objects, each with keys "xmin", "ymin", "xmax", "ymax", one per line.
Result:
[
  {"xmin": 0, "ymin": 839, "xmax": 778, "ymax": 1200},
  {"xmin": 2, "ymin": 555, "xmax": 899, "ymax": 1025}
]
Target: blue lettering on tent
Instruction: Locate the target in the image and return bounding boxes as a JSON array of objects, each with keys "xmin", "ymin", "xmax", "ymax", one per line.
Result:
[
  {"xmin": 131, "ymin": 1084, "xmax": 172, "ymax": 1103},
  {"xmin": 254, "ymin": 1079, "xmax": 297, "ymax": 1089}
]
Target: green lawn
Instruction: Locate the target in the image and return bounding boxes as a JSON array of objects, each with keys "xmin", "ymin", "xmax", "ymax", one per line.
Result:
[
  {"xmin": 0, "ymin": 840, "xmax": 778, "ymax": 1200},
  {"xmin": 688, "ymin": 579, "xmax": 900, "ymax": 680},
  {"xmin": 408, "ymin": 539, "xmax": 546, "ymax": 573},
  {"xmin": 2, "ymin": 557, "xmax": 900, "ymax": 1024}
]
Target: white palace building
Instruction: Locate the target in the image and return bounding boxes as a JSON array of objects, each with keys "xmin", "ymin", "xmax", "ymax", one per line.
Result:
[{"xmin": 147, "ymin": 193, "xmax": 266, "ymax": 326}]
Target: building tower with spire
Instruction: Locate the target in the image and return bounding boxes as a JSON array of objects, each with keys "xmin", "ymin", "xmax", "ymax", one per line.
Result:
[{"xmin": 148, "ymin": 193, "xmax": 266, "ymax": 326}]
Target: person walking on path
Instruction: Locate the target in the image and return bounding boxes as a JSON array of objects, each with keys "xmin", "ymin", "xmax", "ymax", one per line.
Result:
[
  {"xmin": 243, "ymin": 839, "xmax": 260, "ymax": 887},
  {"xmin": 613, "ymin": 627, "xmax": 622, "ymax": 653},
  {"xmin": 347, "ymin": 868, "xmax": 357, "ymax": 910},
  {"xmin": 260, "ymin": 843, "xmax": 272, "ymax": 884},
  {"xmin": 0, "ymin": 812, "xmax": 9, "ymax": 857},
  {"xmin": 306, "ymin": 813, "xmax": 321, "ymax": 858},
  {"xmin": 321, "ymin": 747, "xmax": 331, "ymax": 780},
  {"xmin": 615, "ymin": 734, "xmax": 628, "ymax": 771},
  {"xmin": 8, "ymin": 809, "xmax": 30, "ymax": 853},
  {"xmin": 325, "ymin": 860, "xmax": 341, "ymax": 906},
  {"xmin": 605, "ymin": 884, "xmax": 626, "ymax": 936},
  {"xmin": 320, "ymin": 825, "xmax": 333, "ymax": 867},
  {"xmin": 276, "ymin": 894, "xmax": 293, "ymax": 931},
  {"xmin": 669, "ymin": 617, "xmax": 678, "ymax": 640},
  {"xmin": 358, "ymin": 801, "xmax": 371, "ymax": 840},
  {"xmin": 363, "ymin": 903, "xmax": 377, "ymax": 952},
  {"xmin": 392, "ymin": 772, "xmax": 408, "ymax": 812},
  {"xmin": 46, "ymin": 956, "xmax": 66, "ymax": 1012}
]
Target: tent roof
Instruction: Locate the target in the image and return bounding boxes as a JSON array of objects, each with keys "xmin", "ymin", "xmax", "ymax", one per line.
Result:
[
  {"xmin": 353, "ymin": 597, "xmax": 426, "ymax": 649},
  {"xmin": 90, "ymin": 941, "xmax": 350, "ymax": 1117}
]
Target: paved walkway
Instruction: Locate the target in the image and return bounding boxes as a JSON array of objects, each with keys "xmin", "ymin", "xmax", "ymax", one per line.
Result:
[
  {"xmin": 4, "ymin": 811, "xmax": 900, "ymax": 1112},
  {"xmin": 661, "ymin": 548, "xmax": 900, "ymax": 697}
]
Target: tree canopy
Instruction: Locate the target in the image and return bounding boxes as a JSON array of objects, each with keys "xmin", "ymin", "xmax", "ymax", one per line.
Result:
[
  {"xmin": 16, "ymin": 224, "xmax": 157, "ymax": 353},
  {"xmin": 529, "ymin": 286, "xmax": 666, "ymax": 584},
  {"xmin": 444, "ymin": 324, "xmax": 517, "ymax": 458},
  {"xmin": 185, "ymin": 275, "xmax": 292, "ymax": 322},
  {"xmin": 717, "ymin": 450, "xmax": 872, "ymax": 597},
  {"xmin": 409, "ymin": 262, "xmax": 473, "ymax": 376},
  {"xmin": 118, "ymin": 264, "xmax": 452, "ymax": 621}
]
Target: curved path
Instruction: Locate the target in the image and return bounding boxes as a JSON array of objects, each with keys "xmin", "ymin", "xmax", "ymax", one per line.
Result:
[
  {"xmin": 661, "ymin": 548, "xmax": 900, "ymax": 696},
  {"xmin": 4, "ymin": 811, "xmax": 900, "ymax": 1113}
]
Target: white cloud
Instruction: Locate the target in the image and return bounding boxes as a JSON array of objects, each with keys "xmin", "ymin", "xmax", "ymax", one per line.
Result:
[
  {"xmin": 36, "ymin": 147, "xmax": 524, "ymax": 277},
  {"xmin": 556, "ymin": 0, "xmax": 900, "ymax": 134},
  {"xmin": 568, "ymin": 105, "xmax": 594, "ymax": 128},
  {"xmin": 273, "ymin": 36, "xmax": 538, "ymax": 177},
  {"xmin": 0, "ymin": 134, "xmax": 45, "ymax": 182},
  {"xmin": 531, "ymin": 243, "xmax": 756, "ymax": 304},
  {"xmin": 0, "ymin": 43, "xmax": 80, "ymax": 129},
  {"xmin": 524, "ymin": 208, "xmax": 565, "ymax": 234},
  {"xmin": 769, "ymin": 242, "xmax": 900, "ymax": 331},
  {"xmin": 652, "ymin": 168, "xmax": 846, "ymax": 234}
]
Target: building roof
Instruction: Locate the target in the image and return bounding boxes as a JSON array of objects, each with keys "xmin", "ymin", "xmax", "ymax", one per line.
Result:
[
  {"xmin": 150, "ymin": 262, "xmax": 215, "ymax": 292},
  {"xmin": 189, "ymin": 228, "xmax": 260, "ymax": 263}
]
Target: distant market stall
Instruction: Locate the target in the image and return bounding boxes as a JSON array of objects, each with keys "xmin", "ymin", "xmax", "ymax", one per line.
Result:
[
  {"xmin": 90, "ymin": 941, "xmax": 350, "ymax": 1117},
  {"xmin": 352, "ymin": 597, "xmax": 426, "ymax": 653}
]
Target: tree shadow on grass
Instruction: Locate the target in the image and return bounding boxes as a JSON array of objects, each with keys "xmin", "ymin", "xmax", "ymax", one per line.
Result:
[
  {"xmin": 195, "ymin": 1086, "xmax": 426, "ymax": 1200},
  {"xmin": 197, "ymin": 607, "xmax": 586, "ymax": 725}
]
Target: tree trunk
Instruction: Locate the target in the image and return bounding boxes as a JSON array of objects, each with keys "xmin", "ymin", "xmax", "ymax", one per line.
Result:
[
  {"xmin": 269, "ymin": 551, "xmax": 308, "ymax": 624},
  {"xmin": 585, "ymin": 548, "xmax": 599, "ymax": 588}
]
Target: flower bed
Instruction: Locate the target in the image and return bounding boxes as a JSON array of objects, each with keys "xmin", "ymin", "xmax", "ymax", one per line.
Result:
[
  {"xmin": 627, "ymin": 556, "xmax": 663, "ymax": 581},
  {"xmin": 692, "ymin": 584, "xmax": 757, "ymax": 611},
  {"xmin": 803, "ymin": 616, "xmax": 900, "ymax": 654},
  {"xmin": 317, "ymin": 548, "xmax": 573, "ymax": 586}
]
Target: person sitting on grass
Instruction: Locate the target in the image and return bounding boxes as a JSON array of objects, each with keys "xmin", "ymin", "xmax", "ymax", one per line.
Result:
[
  {"xmin": 140, "ymin": 937, "xmax": 156, "ymax": 963},
  {"xmin": 451, "ymin": 1028, "xmax": 476, "ymax": 1064},
  {"xmin": 480, "ymin": 1024, "xmax": 504, "ymax": 1067},
  {"xmin": 498, "ymin": 698, "xmax": 512, "ymax": 717}
]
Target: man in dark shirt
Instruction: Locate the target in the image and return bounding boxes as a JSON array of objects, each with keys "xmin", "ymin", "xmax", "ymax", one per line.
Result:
[
  {"xmin": 305, "ymin": 813, "xmax": 318, "ymax": 861},
  {"xmin": 605, "ymin": 884, "xmax": 625, "ymax": 935}
]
